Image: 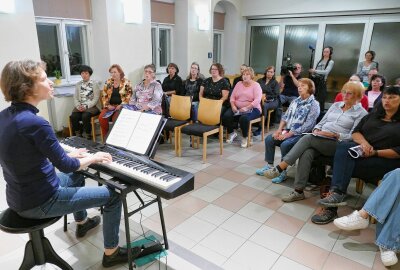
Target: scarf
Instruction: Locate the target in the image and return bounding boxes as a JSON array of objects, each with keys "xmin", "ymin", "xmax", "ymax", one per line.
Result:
[{"xmin": 285, "ymin": 95, "xmax": 316, "ymax": 130}]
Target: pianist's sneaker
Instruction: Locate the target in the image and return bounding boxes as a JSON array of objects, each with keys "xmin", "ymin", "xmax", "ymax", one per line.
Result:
[
  {"xmin": 102, "ymin": 246, "xmax": 141, "ymax": 268},
  {"xmin": 76, "ymin": 216, "xmax": 101, "ymax": 238}
]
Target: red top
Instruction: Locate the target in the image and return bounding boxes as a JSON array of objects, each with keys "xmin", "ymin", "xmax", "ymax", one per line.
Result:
[{"xmin": 334, "ymin": 93, "xmax": 369, "ymax": 111}]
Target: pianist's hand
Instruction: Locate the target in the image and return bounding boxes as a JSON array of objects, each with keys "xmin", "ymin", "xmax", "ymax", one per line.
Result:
[
  {"xmin": 92, "ymin": 152, "xmax": 113, "ymax": 164},
  {"xmin": 68, "ymin": 148, "xmax": 88, "ymax": 158}
]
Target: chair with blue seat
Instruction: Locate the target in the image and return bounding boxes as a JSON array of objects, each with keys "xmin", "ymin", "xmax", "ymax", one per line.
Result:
[
  {"xmin": 0, "ymin": 208, "xmax": 72, "ymax": 270},
  {"xmin": 178, "ymin": 98, "xmax": 223, "ymax": 163}
]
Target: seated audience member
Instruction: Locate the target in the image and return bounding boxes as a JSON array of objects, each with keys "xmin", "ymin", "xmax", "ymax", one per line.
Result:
[
  {"xmin": 276, "ymin": 63, "xmax": 302, "ymax": 121},
  {"xmin": 365, "ymin": 74, "xmax": 385, "ymax": 111},
  {"xmin": 127, "ymin": 64, "xmax": 163, "ymax": 114},
  {"xmin": 182, "ymin": 62, "xmax": 203, "ymax": 121},
  {"xmin": 313, "ymin": 86, "xmax": 400, "ymax": 224},
  {"xmin": 162, "ymin": 62, "xmax": 183, "ymax": 98},
  {"xmin": 253, "ymin": 66, "xmax": 280, "ymax": 137},
  {"xmin": 70, "ymin": 65, "xmax": 101, "ymax": 140},
  {"xmin": 335, "ymin": 74, "xmax": 368, "ymax": 110},
  {"xmin": 99, "ymin": 64, "xmax": 132, "ymax": 139},
  {"xmin": 334, "ymin": 168, "xmax": 400, "ymax": 267},
  {"xmin": 232, "ymin": 64, "xmax": 248, "ymax": 89},
  {"xmin": 0, "ymin": 60, "xmax": 130, "ymax": 268},
  {"xmin": 222, "ymin": 67, "xmax": 262, "ymax": 147},
  {"xmin": 199, "ymin": 63, "xmax": 230, "ymax": 117},
  {"xmin": 256, "ymin": 78, "xmax": 320, "ymax": 183},
  {"xmin": 365, "ymin": 68, "xmax": 379, "ymax": 89},
  {"xmin": 357, "ymin": 50, "xmax": 379, "ymax": 85},
  {"xmin": 265, "ymin": 82, "xmax": 367, "ymax": 202}
]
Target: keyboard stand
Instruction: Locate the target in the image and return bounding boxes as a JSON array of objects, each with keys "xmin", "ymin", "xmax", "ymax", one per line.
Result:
[{"xmin": 79, "ymin": 170, "xmax": 169, "ymax": 270}]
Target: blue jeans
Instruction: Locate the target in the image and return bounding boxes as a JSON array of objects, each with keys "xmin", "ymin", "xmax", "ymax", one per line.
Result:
[
  {"xmin": 18, "ymin": 172, "xmax": 122, "ymax": 249},
  {"xmin": 330, "ymin": 142, "xmax": 400, "ymax": 193},
  {"xmin": 363, "ymin": 169, "xmax": 400, "ymax": 251},
  {"xmin": 191, "ymin": 101, "xmax": 199, "ymax": 122},
  {"xmin": 264, "ymin": 134, "xmax": 301, "ymax": 164}
]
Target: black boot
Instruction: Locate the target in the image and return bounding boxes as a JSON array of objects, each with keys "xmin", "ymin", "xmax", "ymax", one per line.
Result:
[{"xmin": 102, "ymin": 246, "xmax": 141, "ymax": 268}]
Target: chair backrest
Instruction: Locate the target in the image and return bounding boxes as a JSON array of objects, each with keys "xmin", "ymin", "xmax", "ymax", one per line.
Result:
[
  {"xmin": 169, "ymin": 94, "xmax": 192, "ymax": 120},
  {"xmin": 198, "ymin": 98, "xmax": 223, "ymax": 126}
]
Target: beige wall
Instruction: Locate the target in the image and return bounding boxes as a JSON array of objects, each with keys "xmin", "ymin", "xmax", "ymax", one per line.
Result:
[{"xmin": 0, "ymin": 0, "xmax": 48, "ymax": 119}]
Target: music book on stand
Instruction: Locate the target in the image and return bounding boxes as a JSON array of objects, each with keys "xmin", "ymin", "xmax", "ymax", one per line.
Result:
[{"xmin": 106, "ymin": 108, "xmax": 166, "ymax": 157}]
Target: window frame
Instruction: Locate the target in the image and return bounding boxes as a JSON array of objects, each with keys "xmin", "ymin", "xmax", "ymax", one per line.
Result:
[
  {"xmin": 35, "ymin": 17, "xmax": 91, "ymax": 84},
  {"xmin": 151, "ymin": 23, "xmax": 174, "ymax": 74},
  {"xmin": 213, "ymin": 30, "xmax": 223, "ymax": 64}
]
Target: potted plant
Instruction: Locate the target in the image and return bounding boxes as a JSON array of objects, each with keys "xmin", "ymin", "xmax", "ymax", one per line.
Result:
[{"xmin": 53, "ymin": 69, "xmax": 62, "ymax": 85}]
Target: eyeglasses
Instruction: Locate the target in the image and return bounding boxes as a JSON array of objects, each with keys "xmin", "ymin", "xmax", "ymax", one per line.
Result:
[
  {"xmin": 342, "ymin": 91, "xmax": 354, "ymax": 96},
  {"xmin": 210, "ymin": 68, "xmax": 219, "ymax": 71},
  {"xmin": 144, "ymin": 70, "xmax": 154, "ymax": 74}
]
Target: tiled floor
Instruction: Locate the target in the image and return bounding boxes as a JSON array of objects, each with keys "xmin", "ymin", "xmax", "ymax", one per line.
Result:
[{"xmin": 0, "ymin": 130, "xmax": 399, "ymax": 270}]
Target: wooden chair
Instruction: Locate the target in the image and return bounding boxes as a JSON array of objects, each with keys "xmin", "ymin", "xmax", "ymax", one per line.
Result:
[
  {"xmin": 68, "ymin": 115, "xmax": 101, "ymax": 143},
  {"xmin": 163, "ymin": 95, "xmax": 192, "ymax": 155},
  {"xmin": 178, "ymin": 98, "xmax": 223, "ymax": 163},
  {"xmin": 266, "ymin": 109, "xmax": 275, "ymax": 133},
  {"xmin": 247, "ymin": 100, "xmax": 265, "ymax": 147}
]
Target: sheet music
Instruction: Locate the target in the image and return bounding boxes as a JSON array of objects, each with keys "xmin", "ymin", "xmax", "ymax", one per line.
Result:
[
  {"xmin": 106, "ymin": 109, "xmax": 141, "ymax": 148},
  {"xmin": 106, "ymin": 108, "xmax": 162, "ymax": 155},
  {"xmin": 126, "ymin": 112, "xmax": 162, "ymax": 154}
]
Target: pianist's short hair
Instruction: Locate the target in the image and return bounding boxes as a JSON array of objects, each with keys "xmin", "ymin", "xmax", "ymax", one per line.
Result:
[{"xmin": 1, "ymin": 60, "xmax": 44, "ymax": 102}]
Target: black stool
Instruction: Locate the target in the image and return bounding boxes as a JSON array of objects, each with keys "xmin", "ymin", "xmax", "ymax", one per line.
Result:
[{"xmin": 0, "ymin": 208, "xmax": 72, "ymax": 270}]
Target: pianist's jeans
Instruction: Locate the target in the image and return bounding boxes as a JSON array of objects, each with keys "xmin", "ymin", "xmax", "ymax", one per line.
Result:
[{"xmin": 18, "ymin": 172, "xmax": 122, "ymax": 249}]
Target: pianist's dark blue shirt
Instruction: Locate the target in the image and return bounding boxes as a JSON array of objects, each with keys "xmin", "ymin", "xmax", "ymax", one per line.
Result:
[{"xmin": 0, "ymin": 102, "xmax": 80, "ymax": 211}]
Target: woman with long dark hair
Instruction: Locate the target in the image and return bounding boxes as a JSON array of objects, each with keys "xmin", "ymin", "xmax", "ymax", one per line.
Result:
[
  {"xmin": 314, "ymin": 86, "xmax": 400, "ymax": 224},
  {"xmin": 309, "ymin": 46, "xmax": 334, "ymax": 111}
]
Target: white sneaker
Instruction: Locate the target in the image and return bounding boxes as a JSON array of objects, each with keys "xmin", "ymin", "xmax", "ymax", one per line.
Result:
[
  {"xmin": 226, "ymin": 132, "xmax": 237, "ymax": 144},
  {"xmin": 241, "ymin": 138, "xmax": 248, "ymax": 148},
  {"xmin": 380, "ymin": 247, "xmax": 398, "ymax": 267},
  {"xmin": 333, "ymin": 210, "xmax": 369, "ymax": 230}
]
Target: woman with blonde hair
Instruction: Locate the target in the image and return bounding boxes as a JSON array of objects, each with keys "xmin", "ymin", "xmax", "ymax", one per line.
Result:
[
  {"xmin": 265, "ymin": 81, "xmax": 367, "ymax": 203},
  {"xmin": 222, "ymin": 66, "xmax": 262, "ymax": 147}
]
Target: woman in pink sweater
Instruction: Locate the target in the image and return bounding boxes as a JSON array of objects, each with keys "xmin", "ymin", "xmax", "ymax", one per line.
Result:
[{"xmin": 222, "ymin": 66, "xmax": 262, "ymax": 147}]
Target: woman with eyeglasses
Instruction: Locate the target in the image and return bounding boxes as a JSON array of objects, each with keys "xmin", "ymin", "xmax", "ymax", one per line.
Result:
[
  {"xmin": 127, "ymin": 64, "xmax": 163, "ymax": 114},
  {"xmin": 182, "ymin": 62, "xmax": 203, "ymax": 121},
  {"xmin": 99, "ymin": 64, "xmax": 132, "ymax": 139},
  {"xmin": 315, "ymin": 86, "xmax": 400, "ymax": 224},
  {"xmin": 263, "ymin": 81, "xmax": 367, "ymax": 204},
  {"xmin": 335, "ymin": 74, "xmax": 368, "ymax": 110}
]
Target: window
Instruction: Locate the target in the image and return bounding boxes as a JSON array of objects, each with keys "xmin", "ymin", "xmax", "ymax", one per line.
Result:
[
  {"xmin": 249, "ymin": 25, "xmax": 279, "ymax": 74},
  {"xmin": 151, "ymin": 24, "xmax": 172, "ymax": 72},
  {"xmin": 36, "ymin": 18, "xmax": 89, "ymax": 83},
  {"xmin": 213, "ymin": 32, "xmax": 222, "ymax": 63}
]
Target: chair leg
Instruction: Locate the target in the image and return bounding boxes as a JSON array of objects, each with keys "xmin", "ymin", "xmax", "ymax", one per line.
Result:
[
  {"xmin": 68, "ymin": 117, "xmax": 73, "ymax": 137},
  {"xmin": 177, "ymin": 131, "xmax": 182, "ymax": 157},
  {"xmin": 261, "ymin": 116, "xmax": 265, "ymax": 140},
  {"xmin": 247, "ymin": 123, "xmax": 252, "ymax": 147},
  {"xmin": 355, "ymin": 179, "xmax": 364, "ymax": 194},
  {"xmin": 174, "ymin": 128, "xmax": 177, "ymax": 155},
  {"xmin": 91, "ymin": 118, "xmax": 96, "ymax": 142},
  {"xmin": 219, "ymin": 126, "xmax": 223, "ymax": 155},
  {"xmin": 266, "ymin": 110, "xmax": 272, "ymax": 134},
  {"xmin": 202, "ymin": 134, "xmax": 208, "ymax": 163},
  {"xmin": 42, "ymin": 236, "xmax": 73, "ymax": 270}
]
